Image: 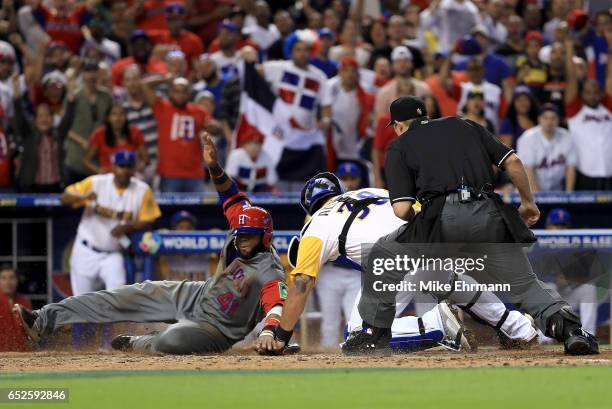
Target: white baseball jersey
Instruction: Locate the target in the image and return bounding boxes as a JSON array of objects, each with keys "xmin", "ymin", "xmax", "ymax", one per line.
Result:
[
  {"xmin": 516, "ymin": 126, "xmax": 577, "ymax": 191},
  {"xmin": 457, "ymin": 81, "xmax": 503, "ymax": 131},
  {"xmin": 322, "ymin": 76, "xmax": 361, "ymax": 160},
  {"xmin": 292, "ymin": 188, "xmax": 411, "ymax": 279},
  {"xmin": 66, "ymin": 173, "xmax": 161, "ymax": 252},
  {"xmin": 566, "ymin": 96, "xmax": 612, "ymax": 177}
]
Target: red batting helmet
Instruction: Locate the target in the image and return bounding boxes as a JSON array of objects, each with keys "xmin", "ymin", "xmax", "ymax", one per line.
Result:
[{"xmin": 233, "ymin": 206, "xmax": 274, "ymax": 248}]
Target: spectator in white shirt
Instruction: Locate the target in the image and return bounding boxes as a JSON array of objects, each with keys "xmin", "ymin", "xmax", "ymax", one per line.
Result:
[
  {"xmin": 322, "ymin": 56, "xmax": 374, "ymax": 162},
  {"xmin": 225, "ymin": 128, "xmax": 277, "ymax": 192},
  {"xmin": 517, "ymin": 103, "xmax": 577, "ymax": 192},
  {"xmin": 420, "ymin": 0, "xmax": 482, "ymax": 52},
  {"xmin": 563, "ymin": 35, "xmax": 612, "ymax": 190}
]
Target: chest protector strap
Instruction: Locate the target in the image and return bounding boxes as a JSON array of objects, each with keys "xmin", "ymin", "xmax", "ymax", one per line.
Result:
[{"xmin": 336, "ymin": 196, "xmax": 384, "ymax": 256}]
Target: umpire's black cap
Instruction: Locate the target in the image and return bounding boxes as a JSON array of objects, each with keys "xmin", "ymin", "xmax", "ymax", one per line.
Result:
[{"xmin": 386, "ymin": 96, "xmax": 428, "ymax": 128}]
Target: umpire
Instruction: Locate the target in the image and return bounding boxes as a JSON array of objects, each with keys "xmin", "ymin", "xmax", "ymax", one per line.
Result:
[{"xmin": 350, "ymin": 96, "xmax": 598, "ymax": 355}]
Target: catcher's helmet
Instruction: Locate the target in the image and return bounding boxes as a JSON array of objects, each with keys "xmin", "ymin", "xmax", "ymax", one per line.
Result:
[
  {"xmin": 233, "ymin": 206, "xmax": 274, "ymax": 248},
  {"xmin": 300, "ymin": 172, "xmax": 345, "ymax": 215}
]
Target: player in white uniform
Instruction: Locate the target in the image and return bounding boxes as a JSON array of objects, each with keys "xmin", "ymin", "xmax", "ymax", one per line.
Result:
[
  {"xmin": 256, "ymin": 173, "xmax": 536, "ymax": 355},
  {"xmin": 61, "ymin": 150, "xmax": 161, "ymax": 295}
]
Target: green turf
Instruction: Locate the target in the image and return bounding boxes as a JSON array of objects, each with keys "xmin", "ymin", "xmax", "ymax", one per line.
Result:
[{"xmin": 1, "ymin": 366, "xmax": 611, "ymax": 409}]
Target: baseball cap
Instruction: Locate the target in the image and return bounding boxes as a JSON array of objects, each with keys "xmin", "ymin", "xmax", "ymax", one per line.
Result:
[
  {"xmin": 171, "ymin": 210, "xmax": 197, "ymax": 228},
  {"xmin": 220, "ymin": 19, "xmax": 237, "ymax": 33},
  {"xmin": 539, "ymin": 103, "xmax": 559, "ymax": 116},
  {"xmin": 339, "ymin": 56, "xmax": 359, "ymax": 70},
  {"xmin": 166, "ymin": 3, "xmax": 186, "ymax": 15},
  {"xmin": 42, "ymin": 70, "xmax": 67, "ymax": 87},
  {"xmin": 472, "ymin": 24, "xmax": 489, "ymax": 38},
  {"xmin": 566, "ymin": 9, "xmax": 588, "ymax": 31},
  {"xmin": 386, "ymin": 96, "xmax": 427, "ymax": 128},
  {"xmin": 240, "ymin": 128, "xmax": 265, "ymax": 145},
  {"xmin": 391, "ymin": 46, "xmax": 413, "ymax": 62},
  {"xmin": 130, "ymin": 29, "xmax": 150, "ymax": 42},
  {"xmin": 456, "ymin": 36, "xmax": 482, "ymax": 56},
  {"xmin": 336, "ymin": 162, "xmax": 361, "ymax": 178},
  {"xmin": 514, "ymin": 85, "xmax": 532, "ymax": 97},
  {"xmin": 546, "ymin": 208, "xmax": 571, "ymax": 226},
  {"xmin": 467, "ymin": 87, "xmax": 484, "ymax": 99},
  {"xmin": 0, "ymin": 41, "xmax": 16, "ymax": 61},
  {"xmin": 113, "ymin": 150, "xmax": 136, "ymax": 167},
  {"xmin": 318, "ymin": 27, "xmax": 334, "ymax": 39},
  {"xmin": 525, "ymin": 30, "xmax": 544, "ymax": 44},
  {"xmin": 81, "ymin": 58, "xmax": 99, "ymax": 71},
  {"xmin": 195, "ymin": 90, "xmax": 215, "ymax": 102}
]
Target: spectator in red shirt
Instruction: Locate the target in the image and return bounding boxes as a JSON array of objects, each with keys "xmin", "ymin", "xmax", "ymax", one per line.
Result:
[
  {"xmin": 0, "ymin": 265, "xmax": 31, "ymax": 352},
  {"xmin": 111, "ymin": 30, "xmax": 168, "ymax": 87},
  {"xmin": 0, "ymin": 129, "xmax": 13, "ymax": 192},
  {"xmin": 185, "ymin": 0, "xmax": 232, "ymax": 47},
  {"xmin": 83, "ymin": 103, "xmax": 148, "ymax": 174},
  {"xmin": 141, "ymin": 76, "xmax": 209, "ymax": 192},
  {"xmin": 32, "ymin": 0, "xmax": 97, "ymax": 54},
  {"xmin": 148, "ymin": 3, "xmax": 204, "ymax": 70},
  {"xmin": 134, "ymin": 0, "xmax": 183, "ymax": 32}
]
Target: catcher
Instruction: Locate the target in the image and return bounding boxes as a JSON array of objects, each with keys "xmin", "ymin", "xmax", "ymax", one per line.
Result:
[
  {"xmin": 255, "ymin": 173, "xmax": 537, "ymax": 355},
  {"xmin": 14, "ymin": 132, "xmax": 292, "ymax": 355}
]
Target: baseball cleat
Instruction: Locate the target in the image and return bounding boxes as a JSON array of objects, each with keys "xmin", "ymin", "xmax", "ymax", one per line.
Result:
[
  {"xmin": 341, "ymin": 326, "xmax": 392, "ymax": 356},
  {"xmin": 283, "ymin": 343, "xmax": 301, "ymax": 355},
  {"xmin": 564, "ymin": 328, "xmax": 599, "ymax": 355},
  {"xmin": 111, "ymin": 334, "xmax": 135, "ymax": 352},
  {"xmin": 437, "ymin": 303, "xmax": 477, "ymax": 353},
  {"xmin": 13, "ymin": 304, "xmax": 41, "ymax": 342}
]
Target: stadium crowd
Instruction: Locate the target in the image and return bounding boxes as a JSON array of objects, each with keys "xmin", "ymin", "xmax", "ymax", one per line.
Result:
[{"xmin": 0, "ymin": 0, "xmax": 609, "ymax": 194}]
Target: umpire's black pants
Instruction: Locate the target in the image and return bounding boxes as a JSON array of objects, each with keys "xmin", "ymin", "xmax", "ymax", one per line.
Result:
[{"xmin": 358, "ymin": 195, "xmax": 569, "ymax": 333}]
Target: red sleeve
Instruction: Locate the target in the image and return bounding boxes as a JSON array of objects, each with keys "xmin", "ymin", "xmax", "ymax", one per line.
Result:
[
  {"xmin": 89, "ymin": 127, "xmax": 104, "ymax": 146},
  {"xmin": 498, "ymin": 95, "xmax": 508, "ymax": 118},
  {"xmin": 259, "ymin": 279, "xmax": 287, "ymax": 314},
  {"xmin": 14, "ymin": 294, "xmax": 32, "ymax": 310},
  {"xmin": 131, "ymin": 126, "xmax": 145, "ymax": 147},
  {"xmin": 373, "ymin": 115, "xmax": 389, "ymax": 149},
  {"xmin": 111, "ymin": 58, "xmax": 129, "ymax": 86},
  {"xmin": 565, "ymin": 96, "xmax": 583, "ymax": 118},
  {"xmin": 146, "ymin": 29, "xmax": 168, "ymax": 45},
  {"xmin": 602, "ymin": 93, "xmax": 612, "ymax": 112}
]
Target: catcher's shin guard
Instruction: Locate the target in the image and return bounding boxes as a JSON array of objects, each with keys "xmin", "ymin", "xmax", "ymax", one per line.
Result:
[{"xmin": 546, "ymin": 306, "xmax": 599, "ymax": 355}]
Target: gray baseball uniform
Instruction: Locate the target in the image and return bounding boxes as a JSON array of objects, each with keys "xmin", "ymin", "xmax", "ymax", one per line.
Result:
[{"xmin": 33, "ymin": 191, "xmax": 287, "ymax": 354}]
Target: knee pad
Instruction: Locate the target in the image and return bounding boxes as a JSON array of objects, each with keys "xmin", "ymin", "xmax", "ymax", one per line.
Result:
[{"xmin": 546, "ymin": 306, "xmax": 581, "ymax": 341}]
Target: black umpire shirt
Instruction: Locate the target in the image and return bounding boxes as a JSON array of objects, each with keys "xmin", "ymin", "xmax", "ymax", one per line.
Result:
[{"xmin": 385, "ymin": 116, "xmax": 514, "ymax": 204}]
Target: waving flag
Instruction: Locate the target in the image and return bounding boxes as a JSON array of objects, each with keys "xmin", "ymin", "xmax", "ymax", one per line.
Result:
[{"xmin": 234, "ymin": 62, "xmax": 291, "ymax": 164}]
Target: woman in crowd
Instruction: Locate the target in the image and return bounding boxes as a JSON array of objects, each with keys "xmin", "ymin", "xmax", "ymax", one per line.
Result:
[
  {"xmin": 499, "ymin": 85, "xmax": 539, "ymax": 148},
  {"xmin": 83, "ymin": 103, "xmax": 147, "ymax": 174}
]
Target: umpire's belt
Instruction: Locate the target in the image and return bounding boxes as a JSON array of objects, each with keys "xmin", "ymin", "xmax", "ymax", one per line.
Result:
[
  {"xmin": 81, "ymin": 240, "xmax": 114, "ymax": 253},
  {"xmin": 445, "ymin": 192, "xmax": 485, "ymax": 204}
]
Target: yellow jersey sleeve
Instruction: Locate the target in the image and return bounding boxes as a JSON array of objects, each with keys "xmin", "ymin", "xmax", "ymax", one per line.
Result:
[
  {"xmin": 291, "ymin": 236, "xmax": 325, "ymax": 279},
  {"xmin": 66, "ymin": 176, "xmax": 93, "ymax": 195},
  {"xmin": 138, "ymin": 188, "xmax": 162, "ymax": 222},
  {"xmin": 64, "ymin": 176, "xmax": 94, "ymax": 208}
]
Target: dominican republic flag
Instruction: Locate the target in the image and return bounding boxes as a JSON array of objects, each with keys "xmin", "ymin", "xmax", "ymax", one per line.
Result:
[
  {"xmin": 233, "ymin": 62, "xmax": 326, "ymax": 177},
  {"xmin": 233, "ymin": 62, "xmax": 292, "ymax": 164}
]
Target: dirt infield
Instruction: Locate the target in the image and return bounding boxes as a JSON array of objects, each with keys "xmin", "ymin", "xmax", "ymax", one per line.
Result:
[{"xmin": 1, "ymin": 346, "xmax": 611, "ymax": 373}]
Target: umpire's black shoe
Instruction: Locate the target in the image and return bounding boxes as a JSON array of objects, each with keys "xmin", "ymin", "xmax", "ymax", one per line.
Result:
[
  {"xmin": 13, "ymin": 304, "xmax": 40, "ymax": 342},
  {"xmin": 341, "ymin": 326, "xmax": 392, "ymax": 356},
  {"xmin": 111, "ymin": 334, "xmax": 135, "ymax": 352},
  {"xmin": 564, "ymin": 329, "xmax": 599, "ymax": 355}
]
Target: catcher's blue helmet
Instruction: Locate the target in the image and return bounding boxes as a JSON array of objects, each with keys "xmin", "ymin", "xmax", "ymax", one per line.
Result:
[{"xmin": 300, "ymin": 172, "xmax": 346, "ymax": 215}]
